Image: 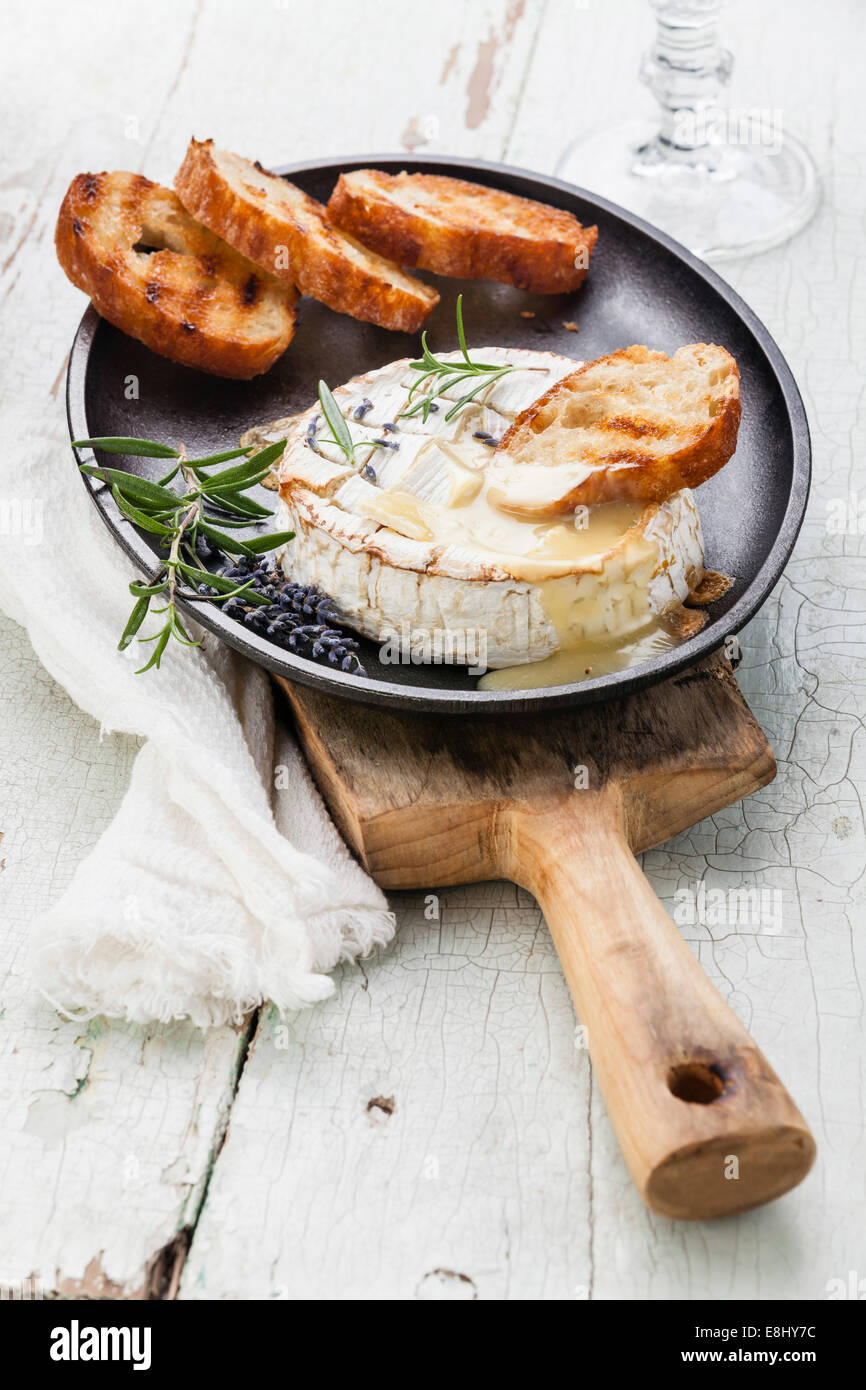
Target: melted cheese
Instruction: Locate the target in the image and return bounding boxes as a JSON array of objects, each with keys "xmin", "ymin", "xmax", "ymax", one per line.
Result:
[
  {"xmin": 487, "ymin": 462, "xmax": 595, "ymax": 516},
  {"xmin": 340, "ymin": 429, "xmax": 647, "ymax": 582},
  {"xmin": 478, "ymin": 619, "xmax": 681, "ymax": 690}
]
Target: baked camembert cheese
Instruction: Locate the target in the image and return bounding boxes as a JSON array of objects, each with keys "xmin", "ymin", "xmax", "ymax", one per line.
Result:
[{"xmin": 257, "ymin": 348, "xmax": 721, "ymax": 689}]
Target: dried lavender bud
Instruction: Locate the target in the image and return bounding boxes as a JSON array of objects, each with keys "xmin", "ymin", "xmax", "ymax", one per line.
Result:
[
  {"xmin": 195, "ymin": 533, "xmax": 218, "ymax": 561},
  {"xmin": 214, "ymin": 560, "xmax": 366, "ymax": 675},
  {"xmin": 305, "ymin": 414, "xmax": 320, "ymax": 452}
]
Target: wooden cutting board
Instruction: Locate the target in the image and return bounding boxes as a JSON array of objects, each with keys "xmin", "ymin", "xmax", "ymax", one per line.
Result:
[{"xmin": 276, "ymin": 653, "xmax": 815, "ymax": 1221}]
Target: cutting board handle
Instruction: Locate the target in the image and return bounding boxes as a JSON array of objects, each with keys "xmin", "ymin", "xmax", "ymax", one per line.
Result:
[{"xmin": 505, "ymin": 788, "xmax": 815, "ymax": 1220}]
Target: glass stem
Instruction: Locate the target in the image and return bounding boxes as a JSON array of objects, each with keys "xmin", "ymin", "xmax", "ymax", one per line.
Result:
[{"xmin": 638, "ymin": 0, "xmax": 733, "ymax": 171}]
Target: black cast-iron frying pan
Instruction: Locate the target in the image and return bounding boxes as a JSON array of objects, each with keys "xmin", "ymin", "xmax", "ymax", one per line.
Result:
[{"xmin": 66, "ymin": 154, "xmax": 810, "ymax": 715}]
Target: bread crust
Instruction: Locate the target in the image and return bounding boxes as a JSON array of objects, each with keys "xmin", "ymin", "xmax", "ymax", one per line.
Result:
[
  {"xmin": 55, "ymin": 171, "xmax": 298, "ymax": 378},
  {"xmin": 174, "ymin": 141, "xmax": 439, "ymax": 333},
  {"xmin": 494, "ymin": 344, "xmax": 741, "ymax": 509},
  {"xmin": 327, "ymin": 170, "xmax": 598, "ymax": 294}
]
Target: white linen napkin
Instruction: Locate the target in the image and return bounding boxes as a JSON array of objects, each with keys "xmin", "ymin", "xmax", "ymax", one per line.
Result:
[{"xmin": 0, "ymin": 417, "xmax": 395, "ymax": 1027}]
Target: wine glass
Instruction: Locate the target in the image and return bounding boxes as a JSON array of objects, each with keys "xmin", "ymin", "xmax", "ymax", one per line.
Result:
[{"xmin": 555, "ymin": 0, "xmax": 819, "ymax": 260}]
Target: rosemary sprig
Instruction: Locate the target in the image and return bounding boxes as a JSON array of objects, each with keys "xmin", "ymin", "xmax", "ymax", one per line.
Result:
[
  {"xmin": 400, "ymin": 294, "xmax": 519, "ymax": 423},
  {"xmin": 73, "ymin": 434, "xmax": 294, "ymax": 673},
  {"xmin": 317, "ymin": 379, "xmax": 385, "ymax": 467},
  {"xmin": 314, "ymin": 297, "xmax": 536, "ymax": 462}
]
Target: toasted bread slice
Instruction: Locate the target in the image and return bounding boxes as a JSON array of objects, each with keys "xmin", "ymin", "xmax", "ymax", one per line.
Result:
[
  {"xmin": 327, "ymin": 170, "xmax": 598, "ymax": 295},
  {"xmin": 174, "ymin": 141, "xmax": 439, "ymax": 333},
  {"xmin": 487, "ymin": 344, "xmax": 741, "ymax": 513},
  {"xmin": 55, "ymin": 171, "xmax": 297, "ymax": 379}
]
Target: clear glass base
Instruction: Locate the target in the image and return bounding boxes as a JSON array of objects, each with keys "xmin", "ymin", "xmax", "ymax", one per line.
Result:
[{"xmin": 555, "ymin": 118, "xmax": 820, "ymax": 261}]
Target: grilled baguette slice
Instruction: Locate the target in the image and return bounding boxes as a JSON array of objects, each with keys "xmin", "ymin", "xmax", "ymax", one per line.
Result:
[
  {"xmin": 55, "ymin": 171, "xmax": 298, "ymax": 379},
  {"xmin": 489, "ymin": 344, "xmax": 741, "ymax": 514},
  {"xmin": 174, "ymin": 141, "xmax": 439, "ymax": 333},
  {"xmin": 327, "ymin": 170, "xmax": 598, "ymax": 294}
]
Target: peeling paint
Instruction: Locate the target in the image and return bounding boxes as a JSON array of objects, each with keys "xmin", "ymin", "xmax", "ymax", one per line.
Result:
[
  {"xmin": 465, "ymin": 0, "xmax": 525, "ymax": 129},
  {"xmin": 401, "ymin": 117, "xmax": 429, "ymax": 153},
  {"xmin": 366, "ymin": 1094, "xmax": 395, "ymax": 1117},
  {"xmin": 24, "ymin": 1090, "xmax": 90, "ymax": 1145},
  {"xmin": 416, "ymin": 1268, "xmax": 478, "ymax": 1300},
  {"xmin": 439, "ymin": 43, "xmax": 459, "ymax": 84},
  {"xmin": 466, "ymin": 32, "xmax": 498, "ymax": 129},
  {"xmin": 56, "ymin": 1253, "xmax": 132, "ymax": 1301}
]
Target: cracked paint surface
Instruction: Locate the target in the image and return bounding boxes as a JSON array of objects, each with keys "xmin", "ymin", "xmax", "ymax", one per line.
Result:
[{"xmin": 181, "ymin": 889, "xmax": 592, "ymax": 1301}]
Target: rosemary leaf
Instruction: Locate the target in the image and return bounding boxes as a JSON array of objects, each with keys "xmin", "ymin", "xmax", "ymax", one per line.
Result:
[
  {"xmin": 135, "ymin": 623, "xmax": 172, "ymax": 674},
  {"xmin": 203, "ymin": 467, "xmax": 273, "ymax": 496},
  {"xmin": 118, "ymin": 596, "xmax": 151, "ymax": 650},
  {"xmin": 174, "ymin": 561, "xmax": 268, "ymax": 605},
  {"xmin": 239, "ymin": 529, "xmax": 296, "ymax": 555},
  {"xmin": 194, "ymin": 440, "xmax": 285, "ymax": 488},
  {"xmin": 170, "ymin": 610, "xmax": 201, "ymax": 648},
  {"xmin": 456, "ymin": 293, "xmax": 472, "ymax": 363},
  {"xmin": 74, "ymin": 436, "xmax": 180, "ymax": 459},
  {"xmin": 197, "ymin": 520, "xmax": 258, "ymax": 556},
  {"xmin": 318, "ymin": 381, "xmax": 354, "ymax": 461},
  {"xmin": 129, "ymin": 579, "xmax": 169, "ymax": 598},
  {"xmin": 111, "ymin": 486, "xmax": 175, "ymax": 536},
  {"xmin": 443, "ymin": 374, "xmax": 508, "ymax": 422},
  {"xmin": 189, "ymin": 446, "xmax": 252, "ymax": 468},
  {"xmin": 194, "ymin": 514, "xmax": 264, "ymax": 529},
  {"xmin": 201, "ymin": 489, "xmax": 273, "ymax": 519},
  {"xmin": 83, "ymin": 466, "xmax": 186, "ymax": 509}
]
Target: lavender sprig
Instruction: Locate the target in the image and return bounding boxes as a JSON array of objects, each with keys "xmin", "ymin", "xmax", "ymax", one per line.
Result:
[{"xmin": 214, "ymin": 557, "xmax": 366, "ymax": 675}]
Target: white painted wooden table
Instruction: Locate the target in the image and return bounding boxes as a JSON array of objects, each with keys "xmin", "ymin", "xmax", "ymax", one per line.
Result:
[{"xmin": 1, "ymin": 0, "xmax": 863, "ymax": 1300}]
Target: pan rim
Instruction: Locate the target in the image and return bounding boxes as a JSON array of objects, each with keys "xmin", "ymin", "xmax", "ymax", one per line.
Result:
[{"xmin": 66, "ymin": 151, "xmax": 811, "ymax": 715}]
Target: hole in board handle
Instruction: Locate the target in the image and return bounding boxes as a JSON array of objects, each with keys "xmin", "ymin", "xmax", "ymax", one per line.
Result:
[{"xmin": 667, "ymin": 1062, "xmax": 726, "ymax": 1105}]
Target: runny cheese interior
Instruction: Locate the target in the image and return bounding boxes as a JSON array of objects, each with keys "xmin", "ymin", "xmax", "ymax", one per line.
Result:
[
  {"xmin": 275, "ymin": 349, "xmax": 705, "ymax": 687},
  {"xmin": 340, "ymin": 436, "xmax": 645, "ymax": 579}
]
